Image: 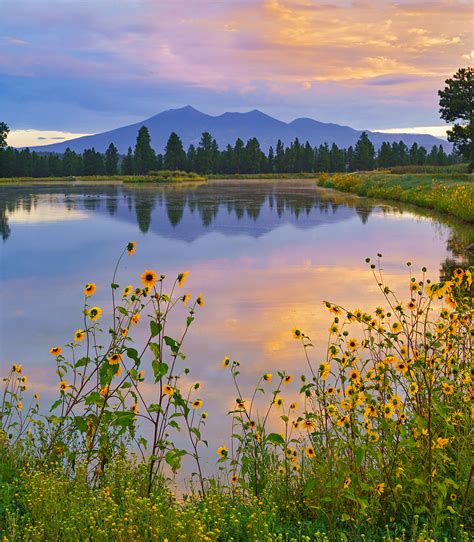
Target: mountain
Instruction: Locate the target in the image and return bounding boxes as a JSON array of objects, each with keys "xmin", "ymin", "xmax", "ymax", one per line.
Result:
[{"xmin": 28, "ymin": 106, "xmax": 450, "ymax": 154}]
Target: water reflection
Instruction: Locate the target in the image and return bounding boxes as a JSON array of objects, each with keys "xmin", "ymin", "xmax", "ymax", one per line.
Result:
[{"xmin": 0, "ymin": 180, "xmax": 472, "ymax": 474}]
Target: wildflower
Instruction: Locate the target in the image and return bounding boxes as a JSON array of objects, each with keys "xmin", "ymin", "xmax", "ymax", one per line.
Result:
[
  {"xmin": 305, "ymin": 446, "xmax": 315, "ymax": 458},
  {"xmin": 235, "ymin": 398, "xmax": 246, "ymax": 411},
  {"xmin": 395, "ymin": 361, "xmax": 409, "ymax": 375},
  {"xmin": 177, "ymin": 271, "xmax": 189, "ymax": 287},
  {"xmin": 103, "ymin": 486, "xmax": 111, "ymax": 497},
  {"xmin": 329, "ymin": 305, "xmax": 342, "ymax": 315},
  {"xmin": 292, "ymin": 463, "xmax": 300, "ymax": 472},
  {"xmin": 132, "ymin": 403, "xmax": 139, "ymax": 414},
  {"xmin": 343, "ymin": 478, "xmax": 351, "ymax": 489},
  {"xmin": 127, "ymin": 241, "xmax": 137, "ymax": 256},
  {"xmin": 274, "ymin": 396, "xmax": 283, "ymax": 408},
  {"xmin": 347, "ymin": 338, "xmax": 358, "ymax": 351},
  {"xmin": 326, "ymin": 404, "xmax": 338, "ymax": 417},
  {"xmin": 249, "ymin": 420, "xmax": 257, "ymax": 430},
  {"xmin": 435, "ymin": 437, "xmax": 449, "ymax": 449},
  {"xmin": 408, "ymin": 382, "xmax": 419, "ymax": 395},
  {"xmin": 59, "ymin": 381, "xmax": 69, "ymax": 392},
  {"xmin": 283, "ymin": 374, "xmax": 293, "ymax": 385},
  {"xmin": 231, "ymin": 474, "xmax": 239, "ymax": 484},
  {"xmin": 217, "ymin": 446, "xmax": 228, "ymax": 457},
  {"xmin": 277, "ymin": 466, "xmax": 285, "ymax": 475},
  {"xmin": 183, "ymin": 293, "xmax": 191, "ymax": 306},
  {"xmin": 382, "ymin": 403, "xmax": 395, "ymax": 419},
  {"xmin": 50, "ymin": 346, "xmax": 62, "ymax": 356},
  {"xmin": 263, "ymin": 373, "xmax": 273, "ymax": 381},
  {"xmin": 329, "ymin": 323, "xmax": 338, "ymax": 334},
  {"xmin": 197, "ymin": 293, "xmax": 204, "ymax": 307},
  {"xmin": 391, "ymin": 322, "xmax": 402, "ymax": 333},
  {"xmin": 108, "ymin": 353, "xmax": 122, "ymax": 365},
  {"xmin": 132, "ymin": 313, "xmax": 140, "ymax": 325},
  {"xmin": 302, "ymin": 419, "xmax": 316, "ymax": 430},
  {"xmin": 349, "ymin": 369, "xmax": 360, "ymax": 382},
  {"xmin": 390, "ymin": 394, "xmax": 402, "ymax": 410},
  {"xmin": 121, "ymin": 327, "xmax": 128, "ymax": 337},
  {"xmin": 17, "ymin": 402, "xmax": 22, "ymax": 411},
  {"xmin": 202, "ymin": 411, "xmax": 208, "ymax": 419},
  {"xmin": 192, "ymin": 399, "xmax": 203, "ymax": 409},
  {"xmin": 84, "ymin": 283, "xmax": 96, "ymax": 297},
  {"xmin": 88, "ymin": 306, "xmax": 102, "ymax": 321},
  {"xmin": 123, "ymin": 285, "xmax": 132, "ymax": 296},
  {"xmin": 163, "ymin": 384, "xmax": 174, "ymax": 396},
  {"xmin": 442, "ymin": 383, "xmax": 454, "ymax": 395},
  {"xmin": 290, "ymin": 402, "xmax": 298, "ymax": 411},
  {"xmin": 292, "ymin": 327, "xmax": 303, "ymax": 339},
  {"xmin": 12, "ymin": 364, "xmax": 22, "ymax": 373},
  {"xmin": 319, "ymin": 362, "xmax": 330, "ymax": 381},
  {"xmin": 221, "ymin": 356, "xmax": 230, "ymax": 368},
  {"xmin": 450, "ymin": 493, "xmax": 457, "ymax": 501},
  {"xmin": 292, "ymin": 420, "xmax": 300, "ymax": 430},
  {"xmin": 375, "ymin": 483, "xmax": 385, "ymax": 495},
  {"xmin": 100, "ymin": 385, "xmax": 109, "ymax": 397},
  {"xmin": 370, "ymin": 432, "xmax": 379, "ymax": 443},
  {"xmin": 140, "ymin": 269, "xmax": 158, "ymax": 289},
  {"xmin": 34, "ymin": 393, "xmax": 39, "ymax": 400},
  {"xmin": 75, "ymin": 329, "xmax": 86, "ymax": 342},
  {"xmin": 337, "ymin": 415, "xmax": 350, "ymax": 427}
]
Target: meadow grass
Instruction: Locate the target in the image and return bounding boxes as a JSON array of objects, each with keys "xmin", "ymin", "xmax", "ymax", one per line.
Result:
[
  {"xmin": 0, "ymin": 171, "xmax": 207, "ymax": 184},
  {"xmin": 317, "ymin": 172, "xmax": 474, "ymax": 222},
  {"xmin": 0, "ymin": 245, "xmax": 472, "ymax": 541}
]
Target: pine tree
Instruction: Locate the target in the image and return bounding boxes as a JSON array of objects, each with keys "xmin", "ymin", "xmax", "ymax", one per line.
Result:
[
  {"xmin": 164, "ymin": 132, "xmax": 186, "ymax": 170},
  {"xmin": 105, "ymin": 143, "xmax": 119, "ymax": 175},
  {"xmin": 353, "ymin": 132, "xmax": 375, "ymax": 170},
  {"xmin": 134, "ymin": 126, "xmax": 156, "ymax": 174},
  {"xmin": 122, "ymin": 147, "xmax": 134, "ymax": 175}
]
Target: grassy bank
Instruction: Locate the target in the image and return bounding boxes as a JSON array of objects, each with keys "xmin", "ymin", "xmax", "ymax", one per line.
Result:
[
  {"xmin": 0, "ymin": 171, "xmax": 207, "ymax": 184},
  {"xmin": 1, "ymin": 244, "xmax": 472, "ymax": 541},
  {"xmin": 317, "ymin": 172, "xmax": 474, "ymax": 222}
]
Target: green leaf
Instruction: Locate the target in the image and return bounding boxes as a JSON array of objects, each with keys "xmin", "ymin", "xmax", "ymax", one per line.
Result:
[
  {"xmin": 84, "ymin": 392, "xmax": 102, "ymax": 406},
  {"xmin": 266, "ymin": 433, "xmax": 285, "ymax": 447},
  {"xmin": 74, "ymin": 357, "xmax": 89, "ymax": 368},
  {"xmin": 49, "ymin": 399, "xmax": 62, "ymax": 412},
  {"xmin": 303, "ymin": 478, "xmax": 318, "ymax": 496},
  {"xmin": 149, "ymin": 342, "xmax": 160, "ymax": 358},
  {"xmin": 126, "ymin": 348, "xmax": 139, "ymax": 362},
  {"xmin": 150, "ymin": 321, "xmax": 161, "ymax": 337},
  {"xmin": 164, "ymin": 336, "xmax": 179, "ymax": 355},
  {"xmin": 152, "ymin": 360, "xmax": 168, "ymax": 383},
  {"xmin": 73, "ymin": 416, "xmax": 87, "ymax": 433}
]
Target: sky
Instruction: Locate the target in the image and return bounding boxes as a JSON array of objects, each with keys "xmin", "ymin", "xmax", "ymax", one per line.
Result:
[{"xmin": 1, "ymin": 0, "xmax": 472, "ymax": 147}]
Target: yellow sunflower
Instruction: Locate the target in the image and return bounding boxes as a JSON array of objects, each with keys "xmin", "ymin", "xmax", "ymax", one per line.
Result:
[
  {"xmin": 74, "ymin": 329, "xmax": 86, "ymax": 342},
  {"xmin": 305, "ymin": 446, "xmax": 315, "ymax": 458},
  {"xmin": 221, "ymin": 356, "xmax": 230, "ymax": 369},
  {"xmin": 177, "ymin": 271, "xmax": 189, "ymax": 288},
  {"xmin": 84, "ymin": 283, "xmax": 96, "ymax": 297},
  {"xmin": 197, "ymin": 293, "xmax": 204, "ymax": 307},
  {"xmin": 163, "ymin": 385, "xmax": 174, "ymax": 396},
  {"xmin": 217, "ymin": 446, "xmax": 228, "ymax": 457},
  {"xmin": 127, "ymin": 241, "xmax": 137, "ymax": 256},
  {"xmin": 347, "ymin": 338, "xmax": 358, "ymax": 351},
  {"xmin": 108, "ymin": 353, "xmax": 122, "ymax": 365},
  {"xmin": 283, "ymin": 374, "xmax": 293, "ymax": 385},
  {"xmin": 292, "ymin": 327, "xmax": 303, "ymax": 340},
  {"xmin": 59, "ymin": 381, "xmax": 69, "ymax": 392},
  {"xmin": 192, "ymin": 399, "xmax": 203, "ymax": 409},
  {"xmin": 263, "ymin": 373, "xmax": 273, "ymax": 382},
  {"xmin": 140, "ymin": 269, "xmax": 158, "ymax": 289},
  {"xmin": 88, "ymin": 307, "xmax": 102, "ymax": 321},
  {"xmin": 123, "ymin": 285, "xmax": 133, "ymax": 297},
  {"xmin": 50, "ymin": 346, "xmax": 62, "ymax": 356},
  {"xmin": 182, "ymin": 293, "xmax": 191, "ymax": 306}
]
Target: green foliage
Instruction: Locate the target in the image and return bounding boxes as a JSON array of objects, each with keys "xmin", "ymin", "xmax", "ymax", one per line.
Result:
[
  {"xmin": 438, "ymin": 67, "xmax": 474, "ymax": 169},
  {"xmin": 0, "ymin": 121, "xmax": 9, "ymax": 149},
  {"xmin": 318, "ymin": 172, "xmax": 474, "ymax": 222},
  {"xmin": 0, "ymin": 252, "xmax": 472, "ymax": 540}
]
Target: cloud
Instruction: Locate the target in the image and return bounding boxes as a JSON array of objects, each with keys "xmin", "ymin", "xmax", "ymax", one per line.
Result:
[{"xmin": 0, "ymin": 0, "xmax": 471, "ymax": 132}]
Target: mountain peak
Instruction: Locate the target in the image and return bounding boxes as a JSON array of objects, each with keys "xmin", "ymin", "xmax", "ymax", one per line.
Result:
[{"xmin": 25, "ymin": 107, "xmax": 451, "ymax": 154}]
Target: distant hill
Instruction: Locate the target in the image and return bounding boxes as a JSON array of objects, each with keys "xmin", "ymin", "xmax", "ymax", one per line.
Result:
[{"xmin": 28, "ymin": 106, "xmax": 450, "ymax": 154}]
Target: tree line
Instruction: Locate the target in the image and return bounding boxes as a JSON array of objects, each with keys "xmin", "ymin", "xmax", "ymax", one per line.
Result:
[{"xmin": 0, "ymin": 125, "xmax": 460, "ymax": 178}]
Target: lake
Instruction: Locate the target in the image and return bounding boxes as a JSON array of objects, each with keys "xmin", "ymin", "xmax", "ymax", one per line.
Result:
[{"xmin": 0, "ymin": 179, "xmax": 471, "ymax": 475}]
